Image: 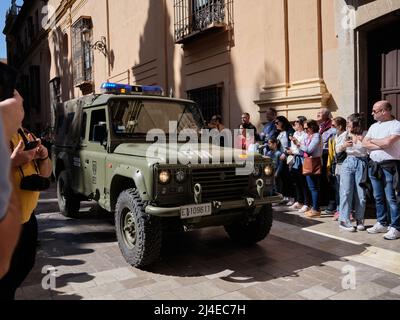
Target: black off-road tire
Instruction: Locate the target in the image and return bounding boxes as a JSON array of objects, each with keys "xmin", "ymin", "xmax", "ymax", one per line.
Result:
[
  {"xmin": 57, "ymin": 171, "xmax": 81, "ymax": 218},
  {"xmin": 224, "ymin": 204, "xmax": 273, "ymax": 245},
  {"xmin": 115, "ymin": 189, "xmax": 162, "ymax": 268}
]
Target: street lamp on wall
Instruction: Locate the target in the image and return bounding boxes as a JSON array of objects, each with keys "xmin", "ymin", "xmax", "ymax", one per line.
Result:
[
  {"xmin": 82, "ymin": 28, "xmax": 108, "ymax": 58},
  {"xmin": 92, "ymin": 36, "xmax": 108, "ymax": 58}
]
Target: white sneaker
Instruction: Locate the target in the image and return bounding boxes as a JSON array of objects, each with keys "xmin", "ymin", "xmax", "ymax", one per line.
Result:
[
  {"xmin": 339, "ymin": 221, "xmax": 356, "ymax": 232},
  {"xmin": 279, "ymin": 197, "xmax": 289, "ymax": 205},
  {"xmin": 367, "ymin": 222, "xmax": 388, "ymax": 234},
  {"xmin": 357, "ymin": 224, "xmax": 366, "ymax": 232},
  {"xmin": 383, "ymin": 227, "xmax": 400, "ymax": 240},
  {"xmin": 356, "ymin": 220, "xmax": 366, "ymax": 232},
  {"xmin": 289, "ymin": 202, "xmax": 302, "ymax": 210},
  {"xmin": 299, "ymin": 206, "xmax": 310, "ymax": 213}
]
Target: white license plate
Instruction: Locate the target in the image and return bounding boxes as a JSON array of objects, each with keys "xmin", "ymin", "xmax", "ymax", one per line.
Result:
[{"xmin": 180, "ymin": 203, "xmax": 212, "ymax": 219}]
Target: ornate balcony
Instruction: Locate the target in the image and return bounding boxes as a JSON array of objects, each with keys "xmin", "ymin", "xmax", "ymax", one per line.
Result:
[{"xmin": 174, "ymin": 0, "xmax": 233, "ymax": 44}]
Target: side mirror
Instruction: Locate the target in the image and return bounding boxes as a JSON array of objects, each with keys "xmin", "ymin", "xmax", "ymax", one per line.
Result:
[{"xmin": 93, "ymin": 124, "xmax": 107, "ymax": 144}]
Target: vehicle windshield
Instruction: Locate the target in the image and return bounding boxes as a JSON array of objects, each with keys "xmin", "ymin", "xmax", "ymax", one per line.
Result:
[{"xmin": 109, "ymin": 98, "xmax": 204, "ymax": 137}]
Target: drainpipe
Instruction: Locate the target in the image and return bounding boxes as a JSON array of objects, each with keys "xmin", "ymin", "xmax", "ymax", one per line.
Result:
[{"xmin": 106, "ymin": 0, "xmax": 111, "ymax": 76}]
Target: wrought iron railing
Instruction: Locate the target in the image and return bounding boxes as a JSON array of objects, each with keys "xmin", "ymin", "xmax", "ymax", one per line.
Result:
[
  {"xmin": 72, "ymin": 17, "xmax": 93, "ymax": 87},
  {"xmin": 174, "ymin": 0, "xmax": 233, "ymax": 43}
]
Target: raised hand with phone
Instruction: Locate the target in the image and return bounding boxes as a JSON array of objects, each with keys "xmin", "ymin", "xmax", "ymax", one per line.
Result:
[{"xmin": 11, "ymin": 129, "xmax": 49, "ymax": 167}]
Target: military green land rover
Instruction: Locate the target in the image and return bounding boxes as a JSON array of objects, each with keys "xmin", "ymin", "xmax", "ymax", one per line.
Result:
[{"xmin": 52, "ymin": 82, "xmax": 283, "ymax": 268}]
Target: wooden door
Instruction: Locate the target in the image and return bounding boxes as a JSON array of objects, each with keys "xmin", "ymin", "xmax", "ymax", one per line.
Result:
[{"xmin": 382, "ymin": 48, "xmax": 400, "ymax": 119}]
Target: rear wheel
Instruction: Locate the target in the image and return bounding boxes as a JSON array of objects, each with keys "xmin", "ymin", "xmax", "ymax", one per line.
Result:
[
  {"xmin": 224, "ymin": 204, "xmax": 273, "ymax": 245},
  {"xmin": 115, "ymin": 189, "xmax": 162, "ymax": 268},
  {"xmin": 57, "ymin": 171, "xmax": 81, "ymax": 218}
]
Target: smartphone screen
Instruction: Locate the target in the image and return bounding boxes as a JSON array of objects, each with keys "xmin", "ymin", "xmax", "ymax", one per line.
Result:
[
  {"xmin": 24, "ymin": 140, "xmax": 39, "ymax": 151},
  {"xmin": 0, "ymin": 62, "xmax": 18, "ymax": 101}
]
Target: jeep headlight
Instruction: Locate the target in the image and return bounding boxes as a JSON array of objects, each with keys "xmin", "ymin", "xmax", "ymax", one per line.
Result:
[
  {"xmin": 175, "ymin": 169, "xmax": 186, "ymax": 183},
  {"xmin": 264, "ymin": 165, "xmax": 274, "ymax": 176},
  {"xmin": 159, "ymin": 170, "xmax": 171, "ymax": 184}
]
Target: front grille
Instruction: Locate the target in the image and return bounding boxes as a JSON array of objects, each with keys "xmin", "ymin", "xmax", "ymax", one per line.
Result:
[{"xmin": 191, "ymin": 167, "xmax": 249, "ymax": 202}]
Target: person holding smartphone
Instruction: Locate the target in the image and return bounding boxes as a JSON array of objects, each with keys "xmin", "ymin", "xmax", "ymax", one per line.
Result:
[
  {"xmin": 0, "ymin": 124, "xmax": 52, "ymax": 299},
  {"xmin": 287, "ymin": 116, "xmax": 311, "ymax": 213},
  {"xmin": 275, "ymin": 116, "xmax": 295, "ymax": 205},
  {"xmin": 0, "ymin": 91, "xmax": 24, "ymax": 281},
  {"xmin": 338, "ymin": 113, "xmax": 368, "ymax": 232}
]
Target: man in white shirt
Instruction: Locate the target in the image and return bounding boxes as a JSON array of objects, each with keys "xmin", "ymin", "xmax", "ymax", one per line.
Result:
[{"xmin": 363, "ymin": 101, "xmax": 400, "ymax": 240}]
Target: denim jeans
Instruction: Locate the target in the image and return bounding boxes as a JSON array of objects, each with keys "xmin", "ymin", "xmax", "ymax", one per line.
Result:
[
  {"xmin": 339, "ymin": 157, "xmax": 367, "ymax": 224},
  {"xmin": 306, "ymin": 175, "xmax": 320, "ymax": 211},
  {"xmin": 335, "ymin": 175, "xmax": 340, "ymax": 212},
  {"xmin": 369, "ymin": 166, "xmax": 400, "ymax": 231},
  {"xmin": 291, "ymin": 167, "xmax": 310, "ymax": 206}
]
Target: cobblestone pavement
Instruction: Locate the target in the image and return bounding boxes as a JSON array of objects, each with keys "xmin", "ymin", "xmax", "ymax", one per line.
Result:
[{"xmin": 15, "ymin": 185, "xmax": 400, "ymax": 300}]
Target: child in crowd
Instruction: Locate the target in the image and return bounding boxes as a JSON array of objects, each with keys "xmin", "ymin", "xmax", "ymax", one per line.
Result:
[{"xmin": 266, "ymin": 138, "xmax": 283, "ymax": 194}]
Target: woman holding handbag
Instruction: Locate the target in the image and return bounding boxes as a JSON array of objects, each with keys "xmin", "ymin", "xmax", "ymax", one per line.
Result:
[{"xmin": 292, "ymin": 120, "xmax": 322, "ymax": 218}]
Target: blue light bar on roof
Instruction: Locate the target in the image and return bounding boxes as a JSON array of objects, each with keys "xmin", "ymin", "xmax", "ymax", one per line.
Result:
[
  {"xmin": 142, "ymin": 85, "xmax": 164, "ymax": 96},
  {"xmin": 100, "ymin": 82, "xmax": 164, "ymax": 96}
]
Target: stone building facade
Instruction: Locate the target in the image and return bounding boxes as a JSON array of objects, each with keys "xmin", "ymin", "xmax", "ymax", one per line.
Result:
[{"xmin": 3, "ymin": 0, "xmax": 400, "ymax": 133}]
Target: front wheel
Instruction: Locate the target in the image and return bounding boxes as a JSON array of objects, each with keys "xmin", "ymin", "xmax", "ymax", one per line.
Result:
[
  {"xmin": 57, "ymin": 171, "xmax": 81, "ymax": 218},
  {"xmin": 224, "ymin": 204, "xmax": 273, "ymax": 245},
  {"xmin": 115, "ymin": 189, "xmax": 162, "ymax": 268}
]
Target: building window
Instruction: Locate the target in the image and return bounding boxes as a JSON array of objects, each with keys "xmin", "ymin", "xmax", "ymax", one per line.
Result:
[
  {"xmin": 174, "ymin": 0, "xmax": 233, "ymax": 43},
  {"xmin": 89, "ymin": 109, "xmax": 106, "ymax": 141},
  {"xmin": 24, "ymin": 27, "xmax": 28, "ymax": 50},
  {"xmin": 35, "ymin": 10, "xmax": 39, "ymax": 36},
  {"xmin": 29, "ymin": 66, "xmax": 41, "ymax": 113},
  {"xmin": 81, "ymin": 113, "xmax": 87, "ymax": 140},
  {"xmin": 187, "ymin": 84, "xmax": 223, "ymax": 123},
  {"xmin": 49, "ymin": 77, "xmax": 61, "ymax": 103},
  {"xmin": 19, "ymin": 74, "xmax": 30, "ymax": 117},
  {"xmin": 72, "ymin": 17, "xmax": 93, "ymax": 87},
  {"xmin": 28, "ymin": 16, "xmax": 34, "ymax": 42}
]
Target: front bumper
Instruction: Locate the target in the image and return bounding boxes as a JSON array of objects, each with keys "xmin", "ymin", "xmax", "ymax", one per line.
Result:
[{"xmin": 145, "ymin": 193, "xmax": 283, "ymax": 217}]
